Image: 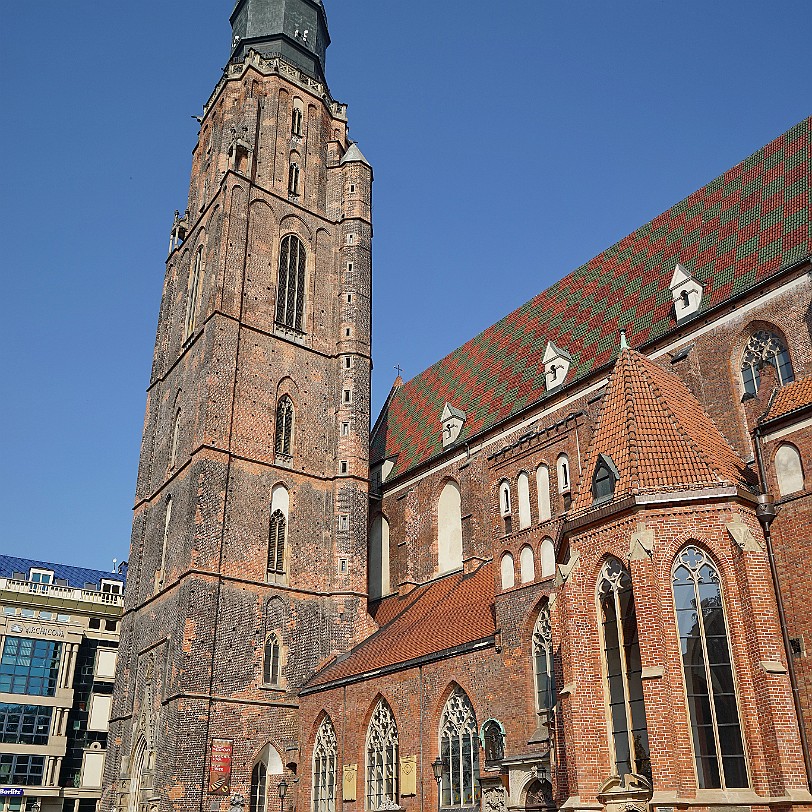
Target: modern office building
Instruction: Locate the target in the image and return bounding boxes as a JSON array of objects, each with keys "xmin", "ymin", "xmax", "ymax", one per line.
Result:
[{"xmin": 0, "ymin": 557, "xmax": 125, "ymax": 812}]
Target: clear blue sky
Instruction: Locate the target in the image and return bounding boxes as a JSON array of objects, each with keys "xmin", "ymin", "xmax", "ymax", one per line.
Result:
[{"xmin": 0, "ymin": 0, "xmax": 808, "ymax": 570}]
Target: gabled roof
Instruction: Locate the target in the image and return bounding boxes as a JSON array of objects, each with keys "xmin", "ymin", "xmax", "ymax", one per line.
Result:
[
  {"xmin": 571, "ymin": 350, "xmax": 758, "ymax": 512},
  {"xmin": 371, "ymin": 118, "xmax": 812, "ymax": 478},
  {"xmin": 760, "ymin": 376, "xmax": 812, "ymax": 424},
  {"xmin": 305, "ymin": 562, "xmax": 495, "ymax": 690},
  {"xmin": 0, "ymin": 554, "xmax": 125, "ymax": 590}
]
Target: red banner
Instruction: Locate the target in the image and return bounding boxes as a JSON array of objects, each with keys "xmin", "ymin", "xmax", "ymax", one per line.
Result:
[{"xmin": 208, "ymin": 738, "xmax": 233, "ymax": 795}]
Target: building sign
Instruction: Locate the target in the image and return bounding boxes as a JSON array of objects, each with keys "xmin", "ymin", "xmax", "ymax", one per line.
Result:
[
  {"xmin": 6, "ymin": 622, "xmax": 65, "ymax": 639},
  {"xmin": 0, "ymin": 789, "xmax": 25, "ymax": 797},
  {"xmin": 208, "ymin": 738, "xmax": 233, "ymax": 795}
]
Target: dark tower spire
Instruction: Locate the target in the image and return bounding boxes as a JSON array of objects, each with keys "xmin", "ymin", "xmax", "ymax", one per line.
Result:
[{"xmin": 230, "ymin": 0, "xmax": 330, "ymax": 82}]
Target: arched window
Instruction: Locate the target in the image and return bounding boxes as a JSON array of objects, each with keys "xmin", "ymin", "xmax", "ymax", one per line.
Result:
[
  {"xmin": 263, "ymin": 633, "xmax": 280, "ymax": 686},
  {"xmin": 481, "ymin": 719, "xmax": 504, "ymax": 765},
  {"xmin": 520, "ymin": 545, "xmax": 535, "ymax": 584},
  {"xmin": 673, "ymin": 546, "xmax": 747, "ymax": 789},
  {"xmin": 288, "ymin": 162, "xmax": 301, "ymax": 196},
  {"xmin": 313, "ymin": 717, "xmax": 337, "ymax": 812},
  {"xmin": 439, "ymin": 688, "xmax": 481, "ymax": 809},
  {"xmin": 500, "ymin": 554, "xmax": 515, "ymax": 590},
  {"xmin": 533, "ymin": 604, "xmax": 555, "ymax": 720},
  {"xmin": 276, "ymin": 235, "xmax": 306, "ymax": 332},
  {"xmin": 499, "ymin": 481, "xmax": 512, "ymax": 535},
  {"xmin": 556, "ymin": 454, "xmax": 570, "ymax": 492},
  {"xmin": 292, "ymin": 106, "xmax": 304, "ymax": 137},
  {"xmin": 169, "ymin": 409, "xmax": 181, "ymax": 470},
  {"xmin": 184, "ymin": 246, "xmax": 204, "ymax": 340},
  {"xmin": 275, "ymin": 396, "xmax": 294, "ymax": 457},
  {"xmin": 741, "ymin": 330, "xmax": 794, "ymax": 395},
  {"xmin": 540, "ymin": 538, "xmax": 555, "ymax": 580},
  {"xmin": 775, "ymin": 444, "xmax": 804, "ymax": 496},
  {"xmin": 369, "ymin": 516, "xmax": 391, "ymax": 600},
  {"xmin": 366, "ymin": 700, "xmax": 398, "ymax": 810},
  {"xmin": 536, "ymin": 465, "xmax": 551, "ymax": 523},
  {"xmin": 598, "ymin": 558, "xmax": 650, "ymax": 781},
  {"xmin": 156, "ymin": 496, "xmax": 172, "ymax": 592},
  {"xmin": 268, "ymin": 485, "xmax": 289, "ymax": 576},
  {"xmin": 437, "ymin": 482, "xmax": 463, "ymax": 574},
  {"xmin": 127, "ymin": 737, "xmax": 147, "ymax": 812},
  {"xmin": 518, "ymin": 472, "xmax": 531, "ymax": 530},
  {"xmin": 250, "ymin": 745, "xmax": 283, "ymax": 812}
]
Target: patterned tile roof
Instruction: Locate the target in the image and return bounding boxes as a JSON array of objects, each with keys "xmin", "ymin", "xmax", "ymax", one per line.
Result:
[
  {"xmin": 760, "ymin": 376, "xmax": 812, "ymax": 423},
  {"xmin": 306, "ymin": 562, "xmax": 494, "ymax": 688},
  {"xmin": 372, "ymin": 118, "xmax": 812, "ymax": 478},
  {"xmin": 0, "ymin": 554, "xmax": 125, "ymax": 590},
  {"xmin": 571, "ymin": 350, "xmax": 758, "ymax": 513}
]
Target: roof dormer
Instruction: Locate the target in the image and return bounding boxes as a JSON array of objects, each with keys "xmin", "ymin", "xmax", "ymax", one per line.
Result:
[
  {"xmin": 543, "ymin": 342, "xmax": 572, "ymax": 391},
  {"xmin": 441, "ymin": 403, "xmax": 466, "ymax": 448},
  {"xmin": 670, "ymin": 263, "xmax": 704, "ymax": 322}
]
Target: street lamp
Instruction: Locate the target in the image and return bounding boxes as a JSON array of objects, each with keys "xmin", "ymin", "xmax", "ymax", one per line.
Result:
[
  {"xmin": 431, "ymin": 757, "xmax": 444, "ymax": 810},
  {"xmin": 278, "ymin": 778, "xmax": 288, "ymax": 812}
]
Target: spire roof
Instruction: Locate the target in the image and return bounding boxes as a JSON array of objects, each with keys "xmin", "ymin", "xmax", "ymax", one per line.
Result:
[
  {"xmin": 341, "ymin": 142, "xmax": 371, "ymax": 167},
  {"xmin": 571, "ymin": 350, "xmax": 758, "ymax": 512}
]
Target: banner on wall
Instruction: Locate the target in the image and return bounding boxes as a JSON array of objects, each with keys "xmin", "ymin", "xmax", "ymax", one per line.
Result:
[{"xmin": 208, "ymin": 738, "xmax": 233, "ymax": 796}]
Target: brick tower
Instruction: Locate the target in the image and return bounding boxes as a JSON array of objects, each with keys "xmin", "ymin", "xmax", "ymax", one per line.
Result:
[{"xmin": 102, "ymin": 2, "xmax": 373, "ymax": 812}]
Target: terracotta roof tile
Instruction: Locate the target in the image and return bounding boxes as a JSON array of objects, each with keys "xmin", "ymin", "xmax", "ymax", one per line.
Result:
[
  {"xmin": 571, "ymin": 350, "xmax": 758, "ymax": 512},
  {"xmin": 306, "ymin": 563, "xmax": 495, "ymax": 688},
  {"xmin": 761, "ymin": 376, "xmax": 812, "ymax": 423},
  {"xmin": 372, "ymin": 119, "xmax": 812, "ymax": 478}
]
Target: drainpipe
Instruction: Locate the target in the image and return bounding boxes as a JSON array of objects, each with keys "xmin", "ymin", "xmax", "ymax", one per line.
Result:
[{"xmin": 753, "ymin": 425, "xmax": 812, "ymax": 791}]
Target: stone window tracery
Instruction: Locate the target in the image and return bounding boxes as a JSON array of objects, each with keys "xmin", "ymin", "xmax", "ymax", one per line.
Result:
[
  {"xmin": 275, "ymin": 396, "xmax": 294, "ymax": 457},
  {"xmin": 263, "ymin": 633, "xmax": 280, "ymax": 686},
  {"xmin": 184, "ymin": 246, "xmax": 204, "ymax": 340},
  {"xmin": 276, "ymin": 235, "xmax": 306, "ymax": 332},
  {"xmin": 598, "ymin": 557, "xmax": 651, "ymax": 781},
  {"xmin": 740, "ymin": 330, "xmax": 794, "ymax": 395},
  {"xmin": 268, "ymin": 511, "xmax": 286, "ymax": 575},
  {"xmin": 439, "ymin": 688, "xmax": 481, "ymax": 809},
  {"xmin": 672, "ymin": 545, "xmax": 747, "ymax": 789},
  {"xmin": 313, "ymin": 717, "xmax": 337, "ymax": 812},
  {"xmin": 366, "ymin": 700, "xmax": 399, "ymax": 810},
  {"xmin": 533, "ymin": 604, "xmax": 555, "ymax": 718}
]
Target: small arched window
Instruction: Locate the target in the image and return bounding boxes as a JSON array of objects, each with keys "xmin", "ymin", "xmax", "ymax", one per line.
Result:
[
  {"xmin": 268, "ymin": 485, "xmax": 289, "ymax": 576},
  {"xmin": 673, "ymin": 546, "xmax": 747, "ymax": 789},
  {"xmin": 540, "ymin": 538, "xmax": 555, "ymax": 580},
  {"xmin": 366, "ymin": 700, "xmax": 399, "ymax": 810},
  {"xmin": 500, "ymin": 553, "xmax": 515, "ymax": 590},
  {"xmin": 598, "ymin": 558, "xmax": 651, "ymax": 781},
  {"xmin": 313, "ymin": 717, "xmax": 337, "ymax": 812},
  {"xmin": 291, "ymin": 106, "xmax": 304, "ymax": 137},
  {"xmin": 288, "ymin": 162, "xmax": 301, "ymax": 196},
  {"xmin": 184, "ymin": 246, "xmax": 204, "ymax": 340},
  {"xmin": 741, "ymin": 330, "xmax": 794, "ymax": 395},
  {"xmin": 437, "ymin": 482, "xmax": 463, "ymax": 574},
  {"xmin": 369, "ymin": 516, "xmax": 391, "ymax": 600},
  {"xmin": 250, "ymin": 761, "xmax": 267, "ymax": 812},
  {"xmin": 520, "ymin": 545, "xmax": 535, "ymax": 584},
  {"xmin": 276, "ymin": 235, "xmax": 306, "ymax": 332},
  {"xmin": 556, "ymin": 454, "xmax": 570, "ymax": 492},
  {"xmin": 499, "ymin": 481, "xmax": 512, "ymax": 535},
  {"xmin": 439, "ymin": 688, "xmax": 481, "ymax": 809},
  {"xmin": 518, "ymin": 472, "xmax": 531, "ymax": 530},
  {"xmin": 536, "ymin": 465, "xmax": 551, "ymax": 523},
  {"xmin": 775, "ymin": 444, "xmax": 804, "ymax": 496},
  {"xmin": 275, "ymin": 396, "xmax": 294, "ymax": 457},
  {"xmin": 263, "ymin": 633, "xmax": 281, "ymax": 686},
  {"xmin": 532, "ymin": 604, "xmax": 555, "ymax": 718}
]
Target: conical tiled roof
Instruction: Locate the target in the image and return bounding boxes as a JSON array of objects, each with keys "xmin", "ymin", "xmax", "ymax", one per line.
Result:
[{"xmin": 571, "ymin": 350, "xmax": 758, "ymax": 512}]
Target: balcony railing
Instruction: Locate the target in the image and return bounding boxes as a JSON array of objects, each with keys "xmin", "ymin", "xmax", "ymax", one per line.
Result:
[{"xmin": 0, "ymin": 578, "xmax": 124, "ymax": 607}]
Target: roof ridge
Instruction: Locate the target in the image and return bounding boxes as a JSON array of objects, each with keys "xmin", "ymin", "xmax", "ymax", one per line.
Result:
[{"xmin": 622, "ymin": 352, "xmax": 642, "ymax": 490}]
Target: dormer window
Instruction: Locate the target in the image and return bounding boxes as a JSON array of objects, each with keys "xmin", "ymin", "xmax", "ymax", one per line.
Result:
[
  {"xmin": 101, "ymin": 580, "xmax": 123, "ymax": 595},
  {"xmin": 29, "ymin": 569, "xmax": 53, "ymax": 586},
  {"xmin": 670, "ymin": 263, "xmax": 704, "ymax": 321},
  {"xmin": 543, "ymin": 342, "xmax": 572, "ymax": 391},
  {"xmin": 441, "ymin": 403, "xmax": 466, "ymax": 448},
  {"xmin": 591, "ymin": 453, "xmax": 619, "ymax": 504}
]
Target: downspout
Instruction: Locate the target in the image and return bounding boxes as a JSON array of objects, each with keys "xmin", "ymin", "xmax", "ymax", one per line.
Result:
[
  {"xmin": 753, "ymin": 424, "xmax": 812, "ymax": 791},
  {"xmin": 419, "ymin": 665, "xmax": 425, "ymax": 812}
]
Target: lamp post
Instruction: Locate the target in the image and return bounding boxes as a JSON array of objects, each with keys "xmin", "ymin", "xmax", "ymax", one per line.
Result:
[
  {"xmin": 278, "ymin": 778, "xmax": 288, "ymax": 812},
  {"xmin": 431, "ymin": 757, "xmax": 443, "ymax": 810}
]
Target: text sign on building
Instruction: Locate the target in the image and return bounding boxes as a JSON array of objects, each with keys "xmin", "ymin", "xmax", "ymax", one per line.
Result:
[
  {"xmin": 208, "ymin": 739, "xmax": 233, "ymax": 795},
  {"xmin": 0, "ymin": 789, "xmax": 25, "ymax": 797},
  {"xmin": 7, "ymin": 621, "xmax": 66, "ymax": 640}
]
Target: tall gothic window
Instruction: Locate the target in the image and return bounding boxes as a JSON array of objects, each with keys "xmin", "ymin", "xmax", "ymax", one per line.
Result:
[
  {"xmin": 533, "ymin": 604, "xmax": 555, "ymax": 719},
  {"xmin": 673, "ymin": 546, "xmax": 747, "ymax": 789},
  {"xmin": 275, "ymin": 396, "xmax": 294, "ymax": 457},
  {"xmin": 250, "ymin": 760, "xmax": 268, "ymax": 812},
  {"xmin": 288, "ymin": 162, "xmax": 301, "ymax": 196},
  {"xmin": 439, "ymin": 688, "xmax": 481, "ymax": 809},
  {"xmin": 169, "ymin": 409, "xmax": 181, "ymax": 470},
  {"xmin": 184, "ymin": 246, "xmax": 203, "ymax": 340},
  {"xmin": 598, "ymin": 558, "xmax": 651, "ymax": 781},
  {"xmin": 268, "ymin": 511, "xmax": 286, "ymax": 574},
  {"xmin": 366, "ymin": 700, "xmax": 398, "ymax": 810},
  {"xmin": 741, "ymin": 330, "xmax": 794, "ymax": 395},
  {"xmin": 313, "ymin": 717, "xmax": 338, "ymax": 812},
  {"xmin": 292, "ymin": 107, "xmax": 304, "ymax": 137},
  {"xmin": 276, "ymin": 235, "xmax": 306, "ymax": 332},
  {"xmin": 263, "ymin": 633, "xmax": 280, "ymax": 686}
]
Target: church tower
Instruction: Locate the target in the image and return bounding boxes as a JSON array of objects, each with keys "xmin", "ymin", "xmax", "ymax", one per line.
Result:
[{"xmin": 103, "ymin": 2, "xmax": 373, "ymax": 812}]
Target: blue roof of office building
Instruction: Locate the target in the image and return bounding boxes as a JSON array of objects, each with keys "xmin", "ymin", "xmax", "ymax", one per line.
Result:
[{"xmin": 0, "ymin": 555, "xmax": 125, "ymax": 590}]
